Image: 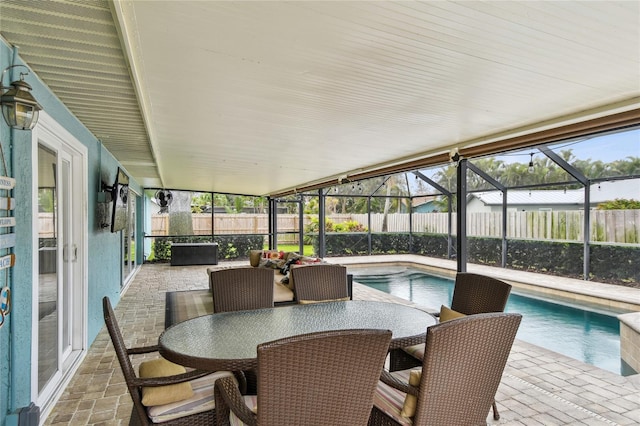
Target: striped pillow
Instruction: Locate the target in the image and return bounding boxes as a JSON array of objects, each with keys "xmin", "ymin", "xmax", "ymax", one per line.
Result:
[
  {"xmin": 372, "ymin": 369, "xmax": 413, "ymax": 425},
  {"xmin": 147, "ymin": 371, "xmax": 235, "ymax": 423},
  {"xmin": 229, "ymin": 395, "xmax": 258, "ymax": 426}
]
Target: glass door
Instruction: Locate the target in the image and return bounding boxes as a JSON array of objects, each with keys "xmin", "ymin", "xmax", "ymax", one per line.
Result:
[
  {"xmin": 122, "ymin": 191, "xmax": 137, "ymax": 286},
  {"xmin": 36, "ymin": 145, "xmax": 59, "ymax": 393},
  {"xmin": 34, "ymin": 122, "xmax": 87, "ymax": 415}
]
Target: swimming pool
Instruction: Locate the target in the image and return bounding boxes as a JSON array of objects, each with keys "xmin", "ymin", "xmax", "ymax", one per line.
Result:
[{"xmin": 351, "ymin": 267, "xmax": 630, "ymax": 375}]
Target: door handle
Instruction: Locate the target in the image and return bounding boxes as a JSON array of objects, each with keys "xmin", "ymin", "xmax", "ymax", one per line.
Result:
[{"xmin": 63, "ymin": 244, "xmax": 78, "ymax": 262}]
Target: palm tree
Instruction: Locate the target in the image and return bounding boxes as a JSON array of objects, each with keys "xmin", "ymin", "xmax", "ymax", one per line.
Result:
[
  {"xmin": 433, "ymin": 165, "xmax": 457, "ymax": 192},
  {"xmin": 501, "ymin": 162, "xmax": 530, "ymax": 187},
  {"xmin": 612, "ymin": 156, "xmax": 640, "ymax": 176}
]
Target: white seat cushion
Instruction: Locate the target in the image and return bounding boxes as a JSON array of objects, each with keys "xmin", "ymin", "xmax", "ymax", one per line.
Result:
[{"xmin": 273, "ymin": 272, "xmax": 295, "ymax": 302}]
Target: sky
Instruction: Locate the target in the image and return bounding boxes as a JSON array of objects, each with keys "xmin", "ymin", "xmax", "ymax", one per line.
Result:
[{"xmin": 494, "ymin": 128, "xmax": 639, "ymax": 165}]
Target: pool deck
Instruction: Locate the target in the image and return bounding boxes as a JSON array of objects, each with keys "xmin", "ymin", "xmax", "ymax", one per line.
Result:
[{"xmin": 44, "ymin": 257, "xmax": 640, "ymax": 425}]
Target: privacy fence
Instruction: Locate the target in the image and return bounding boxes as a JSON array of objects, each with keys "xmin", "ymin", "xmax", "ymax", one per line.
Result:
[{"xmin": 144, "ymin": 210, "xmax": 640, "ymax": 244}]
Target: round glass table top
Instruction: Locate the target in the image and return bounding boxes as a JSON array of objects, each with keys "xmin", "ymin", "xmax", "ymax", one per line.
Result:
[{"xmin": 159, "ymin": 300, "xmax": 435, "ymax": 370}]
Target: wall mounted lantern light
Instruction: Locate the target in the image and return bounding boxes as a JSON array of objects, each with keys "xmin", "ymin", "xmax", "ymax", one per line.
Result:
[{"xmin": 0, "ymin": 65, "xmax": 42, "ymax": 130}]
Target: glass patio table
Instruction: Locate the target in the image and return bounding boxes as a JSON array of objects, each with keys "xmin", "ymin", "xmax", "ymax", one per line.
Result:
[{"xmin": 159, "ymin": 300, "xmax": 436, "ymax": 371}]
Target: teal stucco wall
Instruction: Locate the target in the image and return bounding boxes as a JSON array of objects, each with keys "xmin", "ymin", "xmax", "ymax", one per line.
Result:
[{"xmin": 0, "ymin": 40, "xmax": 142, "ymax": 424}]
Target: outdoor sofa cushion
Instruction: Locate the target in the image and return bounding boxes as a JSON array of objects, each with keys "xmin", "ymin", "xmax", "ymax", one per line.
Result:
[{"xmin": 247, "ymin": 250, "xmax": 325, "ymax": 302}]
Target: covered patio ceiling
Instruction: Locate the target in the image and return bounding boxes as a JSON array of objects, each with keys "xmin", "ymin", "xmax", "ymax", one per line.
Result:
[{"xmin": 1, "ymin": 1, "xmax": 638, "ymax": 196}]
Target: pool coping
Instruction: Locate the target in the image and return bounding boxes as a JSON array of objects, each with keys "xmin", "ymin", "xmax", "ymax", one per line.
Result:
[{"xmin": 328, "ymin": 254, "xmax": 640, "ymax": 313}]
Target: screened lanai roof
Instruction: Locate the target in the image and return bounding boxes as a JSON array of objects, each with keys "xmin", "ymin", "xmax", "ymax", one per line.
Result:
[
  {"xmin": 308, "ymin": 127, "xmax": 640, "ymax": 200},
  {"xmin": 0, "ymin": 1, "xmax": 638, "ymax": 196}
]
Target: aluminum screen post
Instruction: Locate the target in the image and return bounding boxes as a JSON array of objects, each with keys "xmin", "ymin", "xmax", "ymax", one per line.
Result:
[
  {"xmin": 456, "ymin": 158, "xmax": 467, "ymax": 272},
  {"xmin": 318, "ymin": 189, "xmax": 326, "ymax": 258}
]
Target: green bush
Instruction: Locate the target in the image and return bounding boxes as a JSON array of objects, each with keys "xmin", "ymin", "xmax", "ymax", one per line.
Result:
[
  {"xmin": 468, "ymin": 237, "xmax": 502, "ymax": 266},
  {"xmin": 596, "ymin": 199, "xmax": 640, "ymax": 210},
  {"xmin": 371, "ymin": 233, "xmax": 411, "ymax": 254},
  {"xmin": 149, "ymin": 232, "xmax": 638, "ymax": 285},
  {"xmin": 590, "ymin": 244, "xmax": 639, "ymax": 283},
  {"xmin": 411, "ymin": 233, "xmax": 453, "ymax": 259},
  {"xmin": 149, "ymin": 235, "xmax": 264, "ymax": 262},
  {"xmin": 214, "ymin": 235, "xmax": 264, "ymax": 260},
  {"xmin": 304, "ymin": 217, "xmax": 368, "ymax": 246}
]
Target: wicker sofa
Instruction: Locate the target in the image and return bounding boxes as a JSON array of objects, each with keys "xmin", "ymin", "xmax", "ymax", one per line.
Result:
[
  {"xmin": 251, "ymin": 250, "xmax": 353, "ymax": 303},
  {"xmin": 248, "ymin": 250, "xmax": 323, "ymax": 304}
]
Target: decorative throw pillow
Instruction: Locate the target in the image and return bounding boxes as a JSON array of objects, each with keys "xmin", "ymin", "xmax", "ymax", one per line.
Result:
[
  {"xmin": 439, "ymin": 305, "xmax": 466, "ymax": 322},
  {"xmin": 280, "ymin": 256, "xmax": 300, "ymax": 275},
  {"xmin": 258, "ymin": 258, "xmax": 280, "ymax": 269},
  {"xmin": 400, "ymin": 369, "xmax": 422, "ymax": 418},
  {"xmin": 139, "ymin": 358, "xmax": 193, "ymax": 407},
  {"xmin": 268, "ymin": 251, "xmax": 282, "ymax": 260}
]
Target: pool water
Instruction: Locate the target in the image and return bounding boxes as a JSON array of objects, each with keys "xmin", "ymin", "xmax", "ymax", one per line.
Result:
[{"xmin": 352, "ymin": 267, "xmax": 628, "ymax": 375}]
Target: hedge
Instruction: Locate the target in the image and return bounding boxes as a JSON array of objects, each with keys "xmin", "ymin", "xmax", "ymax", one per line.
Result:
[
  {"xmin": 150, "ymin": 232, "xmax": 638, "ymax": 285},
  {"xmin": 150, "ymin": 235, "xmax": 264, "ymax": 261}
]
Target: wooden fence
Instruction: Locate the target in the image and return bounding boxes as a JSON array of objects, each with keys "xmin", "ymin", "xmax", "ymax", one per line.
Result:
[
  {"xmin": 123, "ymin": 210, "xmax": 640, "ymax": 244},
  {"xmin": 352, "ymin": 211, "xmax": 640, "ymax": 243}
]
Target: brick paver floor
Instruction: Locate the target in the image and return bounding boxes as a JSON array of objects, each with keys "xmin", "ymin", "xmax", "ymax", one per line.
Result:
[{"xmin": 44, "ymin": 261, "xmax": 640, "ymax": 425}]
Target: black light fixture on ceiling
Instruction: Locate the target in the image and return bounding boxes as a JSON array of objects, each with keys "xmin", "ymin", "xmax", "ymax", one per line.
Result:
[
  {"xmin": 0, "ymin": 65, "xmax": 42, "ymax": 130},
  {"xmin": 528, "ymin": 152, "xmax": 535, "ymax": 173}
]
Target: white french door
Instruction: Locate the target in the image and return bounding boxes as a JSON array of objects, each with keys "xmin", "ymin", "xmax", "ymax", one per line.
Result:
[
  {"xmin": 32, "ymin": 114, "xmax": 87, "ymax": 419},
  {"xmin": 122, "ymin": 190, "xmax": 137, "ymax": 287}
]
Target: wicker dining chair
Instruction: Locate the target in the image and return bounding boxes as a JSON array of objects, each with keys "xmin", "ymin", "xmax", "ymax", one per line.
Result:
[
  {"xmin": 214, "ymin": 329, "xmax": 392, "ymax": 426},
  {"xmin": 290, "ymin": 264, "xmax": 350, "ymax": 303},
  {"xmin": 103, "ymin": 296, "xmax": 235, "ymax": 425},
  {"xmin": 370, "ymin": 312, "xmax": 522, "ymax": 426},
  {"xmin": 210, "ymin": 267, "xmax": 275, "ymax": 313},
  {"xmin": 448, "ymin": 272, "xmax": 513, "ymax": 315},
  {"xmin": 389, "ymin": 272, "xmax": 512, "ymax": 419}
]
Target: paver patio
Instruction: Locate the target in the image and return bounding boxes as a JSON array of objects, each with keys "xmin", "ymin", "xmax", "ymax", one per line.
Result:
[{"xmin": 44, "ymin": 259, "xmax": 640, "ymax": 425}]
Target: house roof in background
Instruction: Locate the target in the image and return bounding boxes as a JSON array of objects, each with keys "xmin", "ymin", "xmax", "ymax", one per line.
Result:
[{"xmin": 471, "ymin": 178, "xmax": 640, "ymax": 206}]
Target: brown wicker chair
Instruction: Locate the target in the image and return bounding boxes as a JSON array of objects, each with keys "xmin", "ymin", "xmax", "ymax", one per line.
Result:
[
  {"xmin": 448, "ymin": 272, "xmax": 512, "ymax": 315},
  {"xmin": 103, "ymin": 296, "xmax": 233, "ymax": 425},
  {"xmin": 210, "ymin": 267, "xmax": 274, "ymax": 313},
  {"xmin": 369, "ymin": 312, "xmax": 522, "ymax": 426},
  {"xmin": 214, "ymin": 329, "xmax": 392, "ymax": 426},
  {"xmin": 389, "ymin": 272, "xmax": 513, "ymax": 419},
  {"xmin": 391, "ymin": 273, "xmax": 513, "ymax": 366},
  {"xmin": 290, "ymin": 264, "xmax": 350, "ymax": 303}
]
